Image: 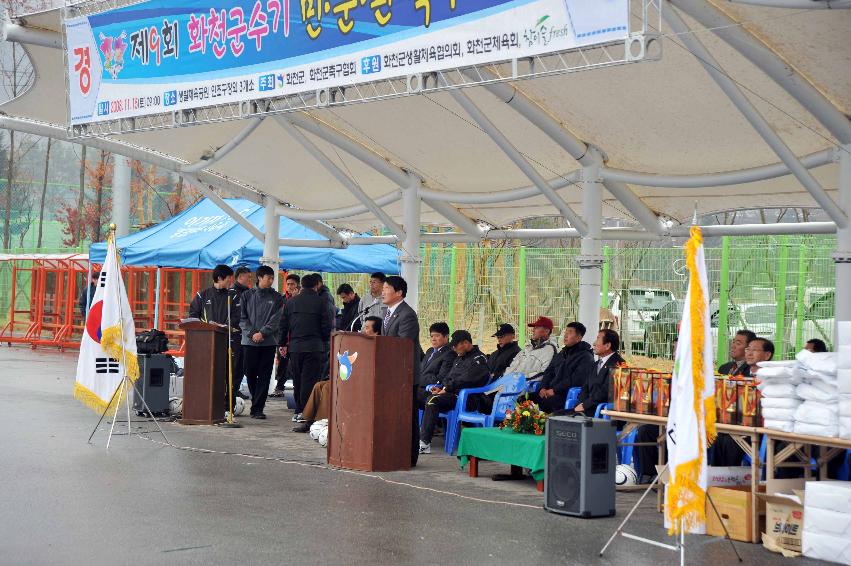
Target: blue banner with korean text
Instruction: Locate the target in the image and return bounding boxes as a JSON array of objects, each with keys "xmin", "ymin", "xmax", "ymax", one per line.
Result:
[{"xmin": 65, "ymin": 0, "xmax": 628, "ymax": 125}]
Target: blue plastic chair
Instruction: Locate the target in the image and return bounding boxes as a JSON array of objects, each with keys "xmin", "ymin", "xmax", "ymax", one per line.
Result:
[
  {"xmin": 619, "ymin": 428, "xmax": 640, "ymax": 470},
  {"xmin": 837, "ymin": 450, "xmax": 851, "ymax": 481},
  {"xmin": 594, "ymin": 402, "xmax": 614, "ymax": 419},
  {"xmin": 444, "ymin": 373, "xmax": 527, "ymax": 455},
  {"xmin": 564, "ymin": 387, "xmax": 582, "ymax": 410},
  {"xmin": 420, "ymin": 383, "xmax": 459, "ymax": 453}
]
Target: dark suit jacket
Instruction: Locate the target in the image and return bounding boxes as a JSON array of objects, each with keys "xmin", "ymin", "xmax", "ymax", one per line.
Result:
[
  {"xmin": 420, "ymin": 345, "xmax": 455, "ymax": 387},
  {"xmin": 383, "ymin": 300, "xmax": 424, "ymax": 386},
  {"xmin": 579, "ymin": 351, "xmax": 625, "ymax": 417},
  {"xmin": 718, "ymin": 360, "xmax": 750, "ymax": 377}
]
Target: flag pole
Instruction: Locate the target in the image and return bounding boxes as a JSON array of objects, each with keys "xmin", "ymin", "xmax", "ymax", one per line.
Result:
[
  {"xmin": 220, "ymin": 292, "xmax": 242, "ymax": 428},
  {"xmin": 88, "ymin": 224, "xmax": 171, "ymax": 446}
]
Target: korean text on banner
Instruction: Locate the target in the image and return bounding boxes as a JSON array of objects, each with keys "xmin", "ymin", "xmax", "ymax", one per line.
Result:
[{"xmin": 64, "ymin": 0, "xmax": 629, "ymax": 126}]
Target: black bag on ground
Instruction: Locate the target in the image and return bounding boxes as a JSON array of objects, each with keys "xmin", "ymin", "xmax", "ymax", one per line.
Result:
[{"xmin": 136, "ymin": 329, "xmax": 169, "ymax": 354}]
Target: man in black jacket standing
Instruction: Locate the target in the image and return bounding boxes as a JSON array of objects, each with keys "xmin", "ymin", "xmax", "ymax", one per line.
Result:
[
  {"xmin": 337, "ymin": 283, "xmax": 361, "ymax": 332},
  {"xmin": 279, "ymin": 273, "xmax": 334, "ymax": 422},
  {"xmin": 487, "ymin": 323, "xmax": 521, "ymax": 379},
  {"xmin": 532, "ymin": 321, "xmax": 595, "ymax": 413},
  {"xmin": 78, "ymin": 270, "xmax": 100, "ymax": 318},
  {"xmin": 240, "ymin": 265, "xmax": 284, "ymax": 419},
  {"xmin": 189, "ymin": 265, "xmax": 242, "ymax": 410},
  {"xmin": 573, "ymin": 329, "xmax": 624, "ymax": 417},
  {"xmin": 418, "ymin": 330, "xmax": 490, "ymax": 455},
  {"xmin": 229, "ymin": 266, "xmax": 253, "ymax": 401}
]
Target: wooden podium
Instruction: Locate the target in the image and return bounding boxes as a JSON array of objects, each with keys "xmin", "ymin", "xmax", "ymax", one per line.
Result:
[
  {"xmin": 179, "ymin": 321, "xmax": 227, "ymax": 425},
  {"xmin": 327, "ymin": 332, "xmax": 414, "ymax": 471}
]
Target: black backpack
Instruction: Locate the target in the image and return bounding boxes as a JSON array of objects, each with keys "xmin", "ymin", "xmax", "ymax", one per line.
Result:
[{"xmin": 136, "ymin": 329, "xmax": 169, "ymax": 354}]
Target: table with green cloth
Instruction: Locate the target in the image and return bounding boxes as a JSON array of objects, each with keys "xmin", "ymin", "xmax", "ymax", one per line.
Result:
[{"xmin": 457, "ymin": 427, "xmax": 546, "ymax": 486}]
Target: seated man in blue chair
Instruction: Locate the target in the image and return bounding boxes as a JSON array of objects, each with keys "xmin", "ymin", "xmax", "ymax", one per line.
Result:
[
  {"xmin": 418, "ymin": 330, "xmax": 490, "ymax": 455},
  {"xmin": 416, "ymin": 321, "xmax": 457, "ymax": 412},
  {"xmin": 530, "ymin": 321, "xmax": 595, "ymax": 413}
]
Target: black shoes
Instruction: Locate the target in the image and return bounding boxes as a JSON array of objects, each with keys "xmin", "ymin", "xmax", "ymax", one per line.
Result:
[
  {"xmin": 251, "ymin": 413, "xmax": 267, "ymax": 420},
  {"xmin": 292, "ymin": 422, "xmax": 312, "ymax": 433}
]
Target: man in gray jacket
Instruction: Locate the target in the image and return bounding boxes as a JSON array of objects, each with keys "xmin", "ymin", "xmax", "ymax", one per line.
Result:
[
  {"xmin": 503, "ymin": 316, "xmax": 559, "ymax": 380},
  {"xmin": 240, "ymin": 265, "xmax": 285, "ymax": 419}
]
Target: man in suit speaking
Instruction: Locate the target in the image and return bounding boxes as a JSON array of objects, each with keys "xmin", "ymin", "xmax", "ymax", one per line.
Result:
[{"xmin": 381, "ymin": 275, "xmax": 425, "ymax": 467}]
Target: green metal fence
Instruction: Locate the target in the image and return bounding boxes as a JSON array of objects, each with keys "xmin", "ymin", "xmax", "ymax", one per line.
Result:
[{"xmin": 0, "ymin": 236, "xmax": 838, "ymax": 359}]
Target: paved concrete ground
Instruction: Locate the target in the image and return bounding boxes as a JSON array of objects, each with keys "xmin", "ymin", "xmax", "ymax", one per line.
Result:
[{"xmin": 0, "ymin": 347, "xmax": 828, "ymax": 565}]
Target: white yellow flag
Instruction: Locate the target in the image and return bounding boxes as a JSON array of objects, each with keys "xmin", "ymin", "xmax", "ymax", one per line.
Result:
[
  {"xmin": 664, "ymin": 226, "xmax": 716, "ymax": 534},
  {"xmin": 74, "ymin": 233, "xmax": 139, "ymax": 414}
]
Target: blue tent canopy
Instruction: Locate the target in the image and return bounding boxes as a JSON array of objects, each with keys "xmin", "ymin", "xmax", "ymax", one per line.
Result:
[{"xmin": 89, "ymin": 198, "xmax": 399, "ymax": 274}]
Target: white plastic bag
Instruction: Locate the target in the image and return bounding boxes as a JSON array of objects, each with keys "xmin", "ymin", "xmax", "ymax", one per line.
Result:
[
  {"xmin": 797, "ymin": 382, "xmax": 838, "ymax": 403},
  {"xmin": 794, "ymin": 401, "xmax": 838, "ymax": 426},
  {"xmin": 796, "ymin": 349, "xmax": 838, "ymax": 376},
  {"xmin": 763, "ymin": 419, "xmax": 795, "ymax": 433},
  {"xmin": 761, "ymin": 407, "xmax": 797, "ymax": 421},
  {"xmin": 757, "ymin": 382, "xmax": 797, "ymax": 397},
  {"xmin": 761, "ymin": 397, "xmax": 801, "ymax": 409},
  {"xmin": 794, "ymin": 421, "xmax": 838, "ymax": 437}
]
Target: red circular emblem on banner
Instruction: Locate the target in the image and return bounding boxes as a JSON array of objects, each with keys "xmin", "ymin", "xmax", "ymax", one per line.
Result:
[{"xmin": 86, "ymin": 300, "xmax": 104, "ymax": 343}]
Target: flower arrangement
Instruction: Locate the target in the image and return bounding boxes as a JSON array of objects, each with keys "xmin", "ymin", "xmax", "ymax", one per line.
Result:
[{"xmin": 500, "ymin": 398, "xmax": 548, "ymax": 435}]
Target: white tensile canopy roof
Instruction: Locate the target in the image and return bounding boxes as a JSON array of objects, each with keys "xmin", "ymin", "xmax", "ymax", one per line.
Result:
[{"xmin": 1, "ymin": 0, "xmax": 850, "ymax": 332}]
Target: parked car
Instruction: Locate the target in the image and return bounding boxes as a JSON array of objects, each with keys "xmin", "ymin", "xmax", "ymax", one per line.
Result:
[
  {"xmin": 788, "ymin": 290, "xmax": 835, "ymax": 349},
  {"xmin": 644, "ymin": 300, "xmax": 743, "ymax": 359},
  {"xmin": 737, "ymin": 303, "xmax": 777, "ymax": 338},
  {"xmin": 609, "ymin": 288, "xmax": 676, "ymax": 354}
]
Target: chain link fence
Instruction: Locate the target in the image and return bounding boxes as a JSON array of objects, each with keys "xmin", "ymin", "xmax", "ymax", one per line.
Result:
[{"xmin": 0, "ymin": 236, "xmax": 838, "ymax": 360}]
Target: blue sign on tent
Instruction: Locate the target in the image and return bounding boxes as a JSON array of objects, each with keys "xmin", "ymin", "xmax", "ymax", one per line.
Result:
[{"xmin": 89, "ymin": 198, "xmax": 399, "ymax": 274}]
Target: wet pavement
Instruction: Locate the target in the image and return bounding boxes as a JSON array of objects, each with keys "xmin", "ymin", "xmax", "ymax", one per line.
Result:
[{"xmin": 0, "ymin": 347, "xmax": 829, "ymax": 565}]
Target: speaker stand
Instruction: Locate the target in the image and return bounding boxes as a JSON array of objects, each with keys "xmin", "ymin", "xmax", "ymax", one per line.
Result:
[{"xmin": 598, "ymin": 465, "xmax": 743, "ymax": 564}]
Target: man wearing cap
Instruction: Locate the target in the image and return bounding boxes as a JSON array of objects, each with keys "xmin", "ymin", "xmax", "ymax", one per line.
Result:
[
  {"xmin": 503, "ymin": 316, "xmax": 559, "ymax": 380},
  {"xmin": 532, "ymin": 321, "xmax": 596, "ymax": 413},
  {"xmin": 418, "ymin": 330, "xmax": 490, "ymax": 454},
  {"xmin": 487, "ymin": 323, "xmax": 521, "ymax": 379}
]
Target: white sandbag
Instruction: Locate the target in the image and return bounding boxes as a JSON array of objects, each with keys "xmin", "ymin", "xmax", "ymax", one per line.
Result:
[
  {"xmin": 761, "ymin": 407, "xmax": 797, "ymax": 421},
  {"xmin": 803, "ymin": 371, "xmax": 838, "ymax": 384},
  {"xmin": 757, "ymin": 360, "xmax": 799, "ymax": 368},
  {"xmin": 805, "ymin": 481, "xmax": 851, "ymax": 513},
  {"xmin": 841, "ymin": 416, "xmax": 851, "ymax": 440},
  {"xmin": 763, "ymin": 419, "xmax": 795, "ymax": 432},
  {"xmin": 756, "ymin": 367, "xmax": 806, "ymax": 383},
  {"xmin": 794, "ymin": 421, "xmax": 838, "ymax": 437},
  {"xmin": 755, "ymin": 365, "xmax": 803, "ymax": 380},
  {"xmin": 760, "ymin": 397, "xmax": 802, "ymax": 409},
  {"xmin": 841, "ymin": 370, "xmax": 851, "ymax": 395},
  {"xmin": 796, "ymin": 349, "xmax": 838, "ymax": 375},
  {"xmin": 802, "ymin": 531, "xmax": 851, "ymax": 565},
  {"xmin": 794, "ymin": 401, "xmax": 838, "ymax": 426},
  {"xmin": 797, "ymin": 382, "xmax": 838, "ymax": 403},
  {"xmin": 841, "ymin": 395, "xmax": 851, "ymax": 415},
  {"xmin": 757, "ymin": 382, "xmax": 797, "ymax": 397}
]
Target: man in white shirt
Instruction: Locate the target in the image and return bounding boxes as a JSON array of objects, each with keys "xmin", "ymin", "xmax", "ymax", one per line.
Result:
[{"xmin": 354, "ymin": 272, "xmax": 389, "ymax": 330}]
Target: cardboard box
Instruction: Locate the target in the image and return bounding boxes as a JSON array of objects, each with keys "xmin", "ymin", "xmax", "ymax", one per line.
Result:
[
  {"xmin": 759, "ymin": 479, "xmax": 806, "ymax": 556},
  {"xmin": 660, "ymin": 466, "xmax": 755, "ymax": 536},
  {"xmin": 706, "ymin": 485, "xmax": 766, "ymax": 542},
  {"xmin": 802, "ymin": 531, "xmax": 851, "ymax": 565},
  {"xmin": 805, "ymin": 480, "xmax": 851, "ymax": 513}
]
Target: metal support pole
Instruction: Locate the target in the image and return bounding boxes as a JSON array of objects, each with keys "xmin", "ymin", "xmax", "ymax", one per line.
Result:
[
  {"xmin": 400, "ymin": 177, "xmax": 421, "ymax": 312},
  {"xmin": 153, "ymin": 267, "xmax": 162, "ymax": 329},
  {"xmin": 775, "ymin": 237, "xmax": 789, "ymax": 359},
  {"xmin": 448, "ymin": 246, "xmax": 458, "ymax": 331},
  {"xmin": 518, "ymin": 247, "xmax": 527, "ymax": 329},
  {"xmin": 262, "ymin": 196, "xmax": 281, "ymax": 289},
  {"xmin": 111, "ymin": 155, "xmax": 131, "ymax": 238},
  {"xmin": 717, "ymin": 236, "xmax": 731, "ymax": 363},
  {"xmin": 578, "ymin": 159, "xmax": 603, "ymax": 335},
  {"xmin": 663, "ymin": 6, "xmax": 848, "ymax": 229},
  {"xmin": 795, "ymin": 244, "xmax": 808, "ymax": 352},
  {"xmin": 601, "ymin": 246, "xmax": 611, "ymax": 309},
  {"xmin": 836, "ymin": 145, "xmax": 851, "ymax": 345}
]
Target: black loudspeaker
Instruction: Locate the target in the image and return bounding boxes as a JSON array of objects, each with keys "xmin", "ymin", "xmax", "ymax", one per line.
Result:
[
  {"xmin": 544, "ymin": 415, "xmax": 617, "ymax": 517},
  {"xmin": 133, "ymin": 354, "xmax": 172, "ymax": 415}
]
